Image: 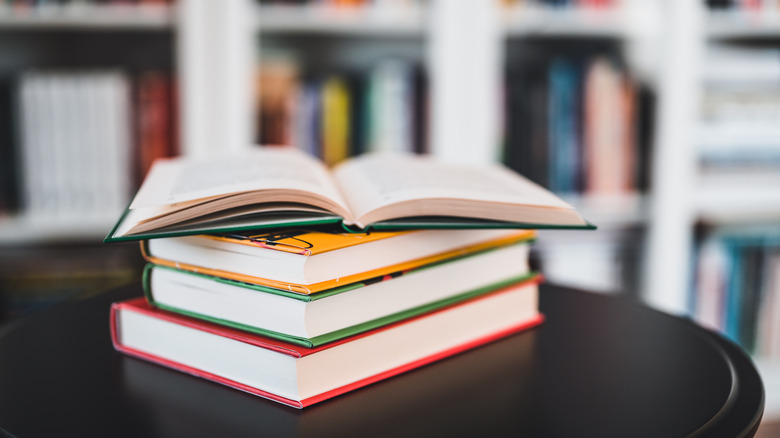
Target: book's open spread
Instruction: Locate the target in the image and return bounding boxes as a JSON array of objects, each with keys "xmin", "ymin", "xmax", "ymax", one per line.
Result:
[
  {"xmin": 108, "ymin": 147, "xmax": 589, "ymax": 241},
  {"xmin": 333, "ymin": 153, "xmax": 583, "ymax": 228}
]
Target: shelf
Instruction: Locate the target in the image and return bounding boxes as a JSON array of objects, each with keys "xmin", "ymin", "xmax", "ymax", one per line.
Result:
[
  {"xmin": 503, "ymin": 6, "xmax": 628, "ymax": 38},
  {"xmin": 695, "ymin": 174, "xmax": 780, "ymax": 223},
  {"xmin": 254, "ymin": 5, "xmax": 629, "ymax": 38},
  {"xmin": 0, "ymin": 215, "xmax": 115, "ymax": 245},
  {"xmin": 0, "ymin": 4, "xmax": 174, "ymax": 31},
  {"xmin": 256, "ymin": 5, "xmax": 425, "ymax": 37},
  {"xmin": 562, "ymin": 193, "xmax": 647, "ymax": 228},
  {"xmin": 706, "ymin": 12, "xmax": 780, "ymax": 38}
]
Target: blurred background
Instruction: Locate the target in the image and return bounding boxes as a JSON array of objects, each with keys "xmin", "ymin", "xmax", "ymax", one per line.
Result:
[{"xmin": 1, "ymin": 0, "xmax": 780, "ymax": 431}]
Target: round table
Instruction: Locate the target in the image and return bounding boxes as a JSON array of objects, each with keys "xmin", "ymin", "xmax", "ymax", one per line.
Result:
[{"xmin": 0, "ymin": 283, "xmax": 764, "ymax": 437}]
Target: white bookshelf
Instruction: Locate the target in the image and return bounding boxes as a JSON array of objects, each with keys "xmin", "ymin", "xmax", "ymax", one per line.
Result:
[
  {"xmin": 2, "ymin": 0, "xmax": 779, "ymax": 422},
  {"xmin": 0, "ymin": 4, "xmax": 174, "ymax": 30},
  {"xmin": 706, "ymin": 11, "xmax": 780, "ymax": 38},
  {"xmin": 256, "ymin": 4, "xmax": 425, "ymax": 36},
  {"xmin": 503, "ymin": 5, "xmax": 628, "ymax": 38},
  {"xmin": 651, "ymin": 3, "xmax": 780, "ymax": 421},
  {"xmin": 563, "ymin": 193, "xmax": 647, "ymax": 228}
]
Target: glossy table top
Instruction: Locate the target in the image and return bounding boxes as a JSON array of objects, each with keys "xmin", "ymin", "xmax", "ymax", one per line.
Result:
[{"xmin": 0, "ymin": 283, "xmax": 764, "ymax": 437}]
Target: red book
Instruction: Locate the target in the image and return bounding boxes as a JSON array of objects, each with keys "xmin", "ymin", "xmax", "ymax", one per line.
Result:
[{"xmin": 111, "ymin": 280, "xmax": 543, "ymax": 408}]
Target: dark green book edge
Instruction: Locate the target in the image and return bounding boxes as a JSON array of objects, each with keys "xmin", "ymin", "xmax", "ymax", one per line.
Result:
[
  {"xmin": 104, "ymin": 205, "xmax": 344, "ymax": 243},
  {"xmin": 351, "ymin": 216, "xmax": 597, "ymax": 233},
  {"xmin": 142, "ymin": 264, "xmax": 539, "ymax": 348},
  {"xmin": 105, "ymin": 204, "xmax": 596, "ymax": 243}
]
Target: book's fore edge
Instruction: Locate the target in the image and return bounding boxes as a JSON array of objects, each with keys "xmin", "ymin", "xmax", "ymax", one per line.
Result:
[
  {"xmin": 299, "ymin": 313, "xmax": 546, "ymax": 408},
  {"xmin": 111, "ymin": 298, "xmax": 543, "ymax": 410},
  {"xmin": 145, "ymin": 273, "xmax": 540, "ymax": 348},
  {"xmin": 145, "ymin": 237, "xmax": 536, "ymax": 304},
  {"xmin": 142, "ymin": 230, "xmax": 536, "ymax": 295},
  {"xmin": 104, "ymin": 216, "xmax": 345, "ymax": 243},
  {"xmin": 306, "ymin": 272, "xmax": 541, "ymax": 346},
  {"xmin": 110, "ymin": 303, "xmax": 304, "ymax": 408}
]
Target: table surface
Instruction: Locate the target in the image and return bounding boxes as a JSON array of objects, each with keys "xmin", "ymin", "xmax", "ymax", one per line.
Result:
[{"xmin": 0, "ymin": 283, "xmax": 765, "ymax": 438}]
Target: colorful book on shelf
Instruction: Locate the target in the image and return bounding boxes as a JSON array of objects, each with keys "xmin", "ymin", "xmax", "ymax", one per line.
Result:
[
  {"xmin": 321, "ymin": 76, "xmax": 351, "ymax": 166},
  {"xmin": 111, "ymin": 279, "xmax": 543, "ymax": 409},
  {"xmin": 142, "ymin": 241, "xmax": 537, "ymax": 346},
  {"xmin": 141, "ymin": 228, "xmax": 535, "ymax": 294},
  {"xmin": 105, "ymin": 147, "xmax": 594, "ymax": 242}
]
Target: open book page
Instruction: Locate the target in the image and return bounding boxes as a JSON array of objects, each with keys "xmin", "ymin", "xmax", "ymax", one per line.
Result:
[
  {"xmin": 129, "ymin": 147, "xmax": 352, "ymax": 217},
  {"xmin": 333, "ymin": 153, "xmax": 578, "ymax": 227}
]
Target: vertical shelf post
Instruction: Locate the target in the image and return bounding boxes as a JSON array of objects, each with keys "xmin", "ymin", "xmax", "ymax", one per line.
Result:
[
  {"xmin": 642, "ymin": 1, "xmax": 705, "ymax": 314},
  {"xmin": 177, "ymin": 0, "xmax": 255, "ymax": 157},
  {"xmin": 428, "ymin": 0, "xmax": 503, "ymax": 164}
]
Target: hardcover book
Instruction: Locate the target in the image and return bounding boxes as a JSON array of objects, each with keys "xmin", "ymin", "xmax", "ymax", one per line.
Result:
[
  {"xmin": 143, "ymin": 244, "xmax": 537, "ymax": 347},
  {"xmin": 111, "ymin": 279, "xmax": 543, "ymax": 409},
  {"xmin": 105, "ymin": 147, "xmax": 593, "ymax": 242},
  {"xmin": 142, "ymin": 228, "xmax": 535, "ymax": 294}
]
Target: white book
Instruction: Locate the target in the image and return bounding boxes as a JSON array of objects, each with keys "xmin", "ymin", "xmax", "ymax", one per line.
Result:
[{"xmin": 146, "ymin": 242, "xmax": 532, "ymax": 346}]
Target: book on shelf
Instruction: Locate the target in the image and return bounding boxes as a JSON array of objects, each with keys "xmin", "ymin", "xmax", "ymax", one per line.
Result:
[
  {"xmin": 111, "ymin": 278, "xmax": 543, "ymax": 409},
  {"xmin": 698, "ymin": 45, "xmax": 780, "ymax": 173},
  {"xmin": 142, "ymin": 228, "xmax": 534, "ymax": 294},
  {"xmin": 256, "ymin": 57, "xmax": 425, "ymax": 164},
  {"xmin": 693, "ymin": 227, "xmax": 780, "ymax": 358},
  {"xmin": 18, "ymin": 70, "xmax": 133, "ymax": 222},
  {"xmin": 503, "ymin": 53, "xmax": 640, "ymax": 197},
  {"xmin": 143, "ymin": 237, "xmax": 536, "ymax": 346},
  {"xmin": 105, "ymin": 147, "xmax": 592, "ymax": 242},
  {"xmin": 134, "ymin": 71, "xmax": 178, "ymax": 188},
  {"xmin": 6, "ymin": 69, "xmax": 176, "ymax": 223}
]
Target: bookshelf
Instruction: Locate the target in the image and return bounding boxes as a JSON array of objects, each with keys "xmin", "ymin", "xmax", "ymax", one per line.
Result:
[
  {"xmin": 644, "ymin": 1, "xmax": 780, "ymax": 421},
  {"xmin": 256, "ymin": 4, "xmax": 425, "ymax": 36},
  {"xmin": 0, "ymin": 4, "xmax": 173, "ymax": 30},
  {"xmin": 2, "ymin": 0, "xmax": 780, "ymax": 422}
]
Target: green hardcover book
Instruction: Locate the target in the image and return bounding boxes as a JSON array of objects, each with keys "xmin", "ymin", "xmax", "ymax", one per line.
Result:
[
  {"xmin": 105, "ymin": 147, "xmax": 594, "ymax": 242},
  {"xmin": 142, "ymin": 241, "xmax": 539, "ymax": 347}
]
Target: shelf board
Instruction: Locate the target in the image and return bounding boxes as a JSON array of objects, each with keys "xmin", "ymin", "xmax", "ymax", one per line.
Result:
[
  {"xmin": 256, "ymin": 5, "xmax": 425, "ymax": 37},
  {"xmin": 695, "ymin": 174, "xmax": 780, "ymax": 223},
  {"xmin": 0, "ymin": 215, "xmax": 115, "ymax": 245},
  {"xmin": 0, "ymin": 4, "xmax": 174, "ymax": 31},
  {"xmin": 503, "ymin": 7, "xmax": 628, "ymax": 38},
  {"xmin": 562, "ymin": 192, "xmax": 647, "ymax": 228},
  {"xmin": 706, "ymin": 12, "xmax": 780, "ymax": 38}
]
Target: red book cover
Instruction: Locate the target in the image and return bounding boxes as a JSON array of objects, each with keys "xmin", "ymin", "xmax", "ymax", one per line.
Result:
[{"xmin": 111, "ymin": 281, "xmax": 543, "ymax": 408}]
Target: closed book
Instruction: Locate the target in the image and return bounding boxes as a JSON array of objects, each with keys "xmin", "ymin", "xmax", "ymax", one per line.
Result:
[
  {"xmin": 111, "ymin": 280, "xmax": 543, "ymax": 409},
  {"xmin": 143, "ymin": 228, "xmax": 535, "ymax": 294},
  {"xmin": 143, "ymin": 243, "xmax": 536, "ymax": 347}
]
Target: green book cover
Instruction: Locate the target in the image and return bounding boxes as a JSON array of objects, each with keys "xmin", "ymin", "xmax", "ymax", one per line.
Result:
[{"xmin": 142, "ymin": 263, "xmax": 540, "ymax": 348}]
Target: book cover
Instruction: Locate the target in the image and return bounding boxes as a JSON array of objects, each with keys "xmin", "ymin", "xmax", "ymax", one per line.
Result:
[
  {"xmin": 141, "ymin": 228, "xmax": 536, "ymax": 294},
  {"xmin": 111, "ymin": 282, "xmax": 544, "ymax": 409},
  {"xmin": 143, "ymin": 262, "xmax": 540, "ymax": 347}
]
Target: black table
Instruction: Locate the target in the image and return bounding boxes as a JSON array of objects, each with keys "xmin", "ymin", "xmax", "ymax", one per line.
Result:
[{"xmin": 0, "ymin": 284, "xmax": 764, "ymax": 438}]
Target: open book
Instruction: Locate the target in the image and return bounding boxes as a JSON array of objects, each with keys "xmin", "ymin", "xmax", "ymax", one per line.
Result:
[{"xmin": 106, "ymin": 147, "xmax": 592, "ymax": 242}]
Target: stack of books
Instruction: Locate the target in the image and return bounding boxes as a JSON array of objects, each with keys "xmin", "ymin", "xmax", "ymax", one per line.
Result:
[{"xmin": 106, "ymin": 147, "xmax": 591, "ymax": 408}]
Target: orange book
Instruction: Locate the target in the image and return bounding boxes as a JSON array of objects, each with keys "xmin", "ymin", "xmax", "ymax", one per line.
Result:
[{"xmin": 142, "ymin": 228, "xmax": 536, "ymax": 294}]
